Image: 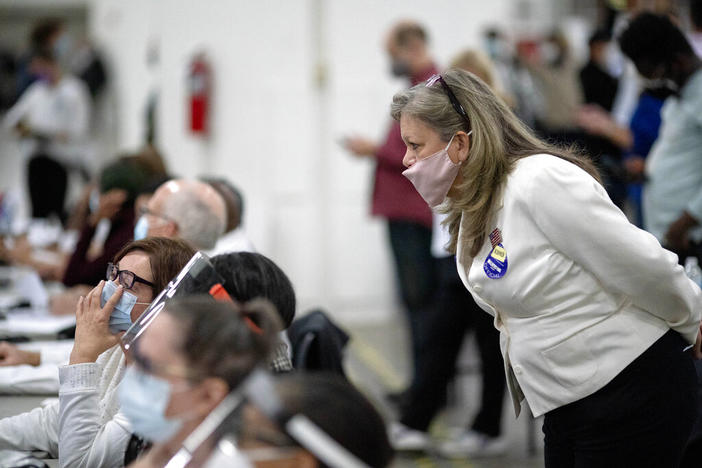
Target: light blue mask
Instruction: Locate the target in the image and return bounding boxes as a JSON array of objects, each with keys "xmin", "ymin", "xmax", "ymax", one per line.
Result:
[
  {"xmin": 133, "ymin": 215, "xmax": 148, "ymax": 241},
  {"xmin": 101, "ymin": 280, "xmax": 139, "ymax": 334},
  {"xmin": 118, "ymin": 366, "xmax": 182, "ymax": 442}
]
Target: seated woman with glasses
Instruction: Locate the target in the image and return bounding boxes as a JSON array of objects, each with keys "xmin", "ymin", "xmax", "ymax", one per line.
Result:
[
  {"xmin": 117, "ymin": 295, "xmax": 280, "ymax": 468},
  {"xmin": 0, "ymin": 237, "xmax": 196, "ymax": 467}
]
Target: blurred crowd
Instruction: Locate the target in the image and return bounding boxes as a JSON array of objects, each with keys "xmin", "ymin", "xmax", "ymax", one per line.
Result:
[{"xmin": 0, "ymin": 0, "xmax": 701, "ymax": 467}]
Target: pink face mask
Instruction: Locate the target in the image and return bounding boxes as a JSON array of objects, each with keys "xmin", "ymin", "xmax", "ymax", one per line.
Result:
[{"xmin": 402, "ymin": 132, "xmax": 470, "ymax": 208}]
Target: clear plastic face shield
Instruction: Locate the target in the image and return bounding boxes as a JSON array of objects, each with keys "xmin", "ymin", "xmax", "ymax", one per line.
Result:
[
  {"xmin": 120, "ymin": 251, "xmax": 231, "ymax": 353},
  {"xmin": 163, "ymin": 369, "xmax": 371, "ymax": 468}
]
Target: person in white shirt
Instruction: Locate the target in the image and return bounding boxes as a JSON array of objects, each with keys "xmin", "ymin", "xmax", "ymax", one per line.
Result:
[
  {"xmin": 0, "ymin": 237, "xmax": 195, "ymax": 467},
  {"xmin": 3, "ymin": 49, "xmax": 90, "ymax": 221},
  {"xmin": 201, "ymin": 177, "xmax": 255, "ymax": 254},
  {"xmin": 391, "ymin": 68, "xmax": 702, "ymax": 467}
]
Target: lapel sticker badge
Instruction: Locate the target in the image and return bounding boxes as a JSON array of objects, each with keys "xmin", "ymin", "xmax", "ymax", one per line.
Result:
[{"xmin": 484, "ymin": 228, "xmax": 508, "ymax": 279}]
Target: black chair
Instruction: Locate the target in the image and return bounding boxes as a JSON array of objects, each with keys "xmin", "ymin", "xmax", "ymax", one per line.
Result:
[{"xmin": 287, "ymin": 309, "xmax": 349, "ymax": 377}]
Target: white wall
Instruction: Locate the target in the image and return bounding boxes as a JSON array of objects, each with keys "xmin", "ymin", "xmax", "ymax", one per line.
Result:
[{"xmin": 87, "ymin": 0, "xmax": 556, "ymax": 324}]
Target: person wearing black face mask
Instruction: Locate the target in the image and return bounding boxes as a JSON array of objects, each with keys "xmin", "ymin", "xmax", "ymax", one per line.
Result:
[
  {"xmin": 619, "ymin": 13, "xmax": 702, "ymax": 265},
  {"xmin": 620, "ymin": 14, "xmax": 702, "ymax": 467},
  {"xmin": 340, "ymin": 21, "xmax": 438, "ymax": 412}
]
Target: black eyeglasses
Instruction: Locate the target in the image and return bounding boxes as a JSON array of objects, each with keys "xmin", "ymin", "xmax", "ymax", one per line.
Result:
[
  {"xmin": 426, "ymin": 74, "xmax": 472, "ymax": 132},
  {"xmin": 106, "ymin": 262, "xmax": 156, "ymax": 290}
]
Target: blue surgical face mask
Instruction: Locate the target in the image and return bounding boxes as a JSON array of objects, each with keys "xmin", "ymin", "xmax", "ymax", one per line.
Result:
[
  {"xmin": 133, "ymin": 215, "xmax": 148, "ymax": 241},
  {"xmin": 89, "ymin": 189, "xmax": 100, "ymax": 214},
  {"xmin": 101, "ymin": 280, "xmax": 148, "ymax": 334},
  {"xmin": 118, "ymin": 366, "xmax": 184, "ymax": 443}
]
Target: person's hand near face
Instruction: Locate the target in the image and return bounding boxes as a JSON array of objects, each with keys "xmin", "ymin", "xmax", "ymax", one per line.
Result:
[
  {"xmin": 342, "ymin": 136, "xmax": 378, "ymax": 158},
  {"xmin": 69, "ymin": 280, "xmax": 124, "ymax": 364},
  {"xmin": 69, "ymin": 251, "xmax": 154, "ymax": 364},
  {"xmin": 89, "ymin": 189, "xmax": 128, "ymax": 227}
]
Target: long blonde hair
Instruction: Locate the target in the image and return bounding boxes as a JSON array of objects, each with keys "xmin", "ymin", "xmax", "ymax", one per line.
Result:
[{"xmin": 390, "ymin": 68, "xmax": 600, "ymax": 256}]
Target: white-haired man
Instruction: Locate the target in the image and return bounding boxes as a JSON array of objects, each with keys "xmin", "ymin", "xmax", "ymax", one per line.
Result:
[{"xmin": 134, "ymin": 179, "xmax": 226, "ymax": 250}]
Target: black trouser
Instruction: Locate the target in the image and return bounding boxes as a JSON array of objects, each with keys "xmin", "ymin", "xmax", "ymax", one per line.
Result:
[
  {"xmin": 387, "ymin": 220, "xmax": 436, "ymax": 389},
  {"xmin": 27, "ymin": 153, "xmax": 68, "ymax": 221},
  {"xmin": 669, "ymin": 241, "xmax": 702, "ymax": 468},
  {"xmin": 400, "ymin": 256, "xmax": 505, "ymax": 436},
  {"xmin": 543, "ymin": 330, "xmax": 698, "ymax": 468}
]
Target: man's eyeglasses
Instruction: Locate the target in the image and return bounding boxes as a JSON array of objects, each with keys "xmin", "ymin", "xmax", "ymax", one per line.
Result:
[
  {"xmin": 426, "ymin": 74, "xmax": 472, "ymax": 132},
  {"xmin": 139, "ymin": 206, "xmax": 175, "ymax": 225},
  {"xmin": 106, "ymin": 262, "xmax": 156, "ymax": 290}
]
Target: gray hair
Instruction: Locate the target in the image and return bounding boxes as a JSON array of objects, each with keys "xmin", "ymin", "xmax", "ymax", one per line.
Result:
[{"xmin": 162, "ymin": 188, "xmax": 225, "ymax": 250}]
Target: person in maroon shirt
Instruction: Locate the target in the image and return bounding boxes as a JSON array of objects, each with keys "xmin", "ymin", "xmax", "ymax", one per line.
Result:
[
  {"xmin": 343, "ymin": 20, "xmax": 438, "ymax": 406},
  {"xmin": 63, "ymin": 156, "xmax": 151, "ymax": 287}
]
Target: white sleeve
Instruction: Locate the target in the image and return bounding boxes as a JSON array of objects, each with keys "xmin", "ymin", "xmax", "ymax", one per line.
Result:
[
  {"xmin": 63, "ymin": 82, "xmax": 90, "ymax": 141},
  {"xmin": 525, "ymin": 159, "xmax": 702, "ymax": 343},
  {"xmin": 0, "ymin": 365, "xmax": 59, "ymax": 394},
  {"xmin": 2, "ymin": 85, "xmax": 37, "ymax": 131},
  {"xmin": 33, "ymin": 340, "xmax": 74, "ymax": 366},
  {"xmin": 58, "ymin": 363, "xmax": 131, "ymax": 468},
  {"xmin": 0, "ymin": 400, "xmax": 59, "ymax": 455}
]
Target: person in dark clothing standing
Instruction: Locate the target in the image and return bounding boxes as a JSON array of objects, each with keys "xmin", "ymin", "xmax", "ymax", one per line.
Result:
[
  {"xmin": 342, "ymin": 21, "xmax": 438, "ymax": 402},
  {"xmin": 577, "ymin": 29, "xmax": 627, "ymax": 208},
  {"xmin": 579, "ymin": 29, "xmax": 619, "ymax": 112}
]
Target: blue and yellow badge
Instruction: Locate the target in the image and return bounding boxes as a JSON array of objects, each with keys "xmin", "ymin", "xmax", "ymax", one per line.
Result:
[{"xmin": 484, "ymin": 228, "xmax": 508, "ymax": 279}]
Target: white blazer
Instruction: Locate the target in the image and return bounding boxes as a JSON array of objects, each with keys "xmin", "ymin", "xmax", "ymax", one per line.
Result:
[{"xmin": 456, "ymin": 154, "xmax": 702, "ymax": 418}]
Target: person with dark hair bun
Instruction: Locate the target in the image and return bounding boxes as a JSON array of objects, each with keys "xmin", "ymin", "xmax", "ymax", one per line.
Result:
[
  {"xmin": 211, "ymin": 251, "xmax": 296, "ymax": 373},
  {"xmin": 211, "ymin": 252, "xmax": 296, "ymax": 328},
  {"xmin": 118, "ymin": 296, "xmax": 281, "ymax": 468}
]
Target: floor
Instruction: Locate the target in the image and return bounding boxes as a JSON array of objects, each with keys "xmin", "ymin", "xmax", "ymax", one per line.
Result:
[{"xmin": 342, "ymin": 318, "xmax": 545, "ymax": 468}]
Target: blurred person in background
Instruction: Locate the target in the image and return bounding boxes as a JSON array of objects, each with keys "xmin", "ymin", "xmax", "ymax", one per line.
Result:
[
  {"xmin": 688, "ymin": 0, "xmax": 702, "ymax": 58},
  {"xmin": 520, "ymin": 29, "xmax": 583, "ymax": 145},
  {"xmin": 134, "ymin": 179, "xmax": 226, "ymax": 251},
  {"xmin": 390, "ymin": 50, "xmax": 507, "ymax": 458},
  {"xmin": 62, "ymin": 156, "xmax": 154, "ymax": 288},
  {"xmin": 482, "ymin": 28, "xmax": 540, "ymax": 127},
  {"xmin": 201, "ymin": 177, "xmax": 255, "ymax": 254},
  {"xmin": 619, "ymin": 12, "xmax": 702, "ymax": 264},
  {"xmin": 14, "ymin": 18, "xmax": 65, "ymax": 99},
  {"xmin": 3, "ymin": 48, "xmax": 90, "ymax": 225},
  {"xmin": 577, "ymin": 28, "xmax": 628, "ymax": 208},
  {"xmin": 0, "ymin": 238, "xmax": 195, "ymax": 467},
  {"xmin": 620, "ymin": 13, "xmax": 702, "ymax": 467},
  {"xmin": 342, "ymin": 20, "xmax": 438, "ymax": 405},
  {"xmin": 580, "ymin": 29, "xmax": 619, "ymax": 112},
  {"xmin": 621, "ymin": 82, "xmax": 674, "ymax": 227},
  {"xmin": 393, "ymin": 68, "xmax": 701, "ymax": 467}
]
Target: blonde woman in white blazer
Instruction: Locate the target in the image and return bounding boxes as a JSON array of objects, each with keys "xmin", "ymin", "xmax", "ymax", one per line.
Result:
[{"xmin": 391, "ymin": 68, "xmax": 702, "ymax": 467}]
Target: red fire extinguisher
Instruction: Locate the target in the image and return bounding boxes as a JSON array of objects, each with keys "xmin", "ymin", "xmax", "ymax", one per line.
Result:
[{"xmin": 188, "ymin": 53, "xmax": 211, "ymax": 135}]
